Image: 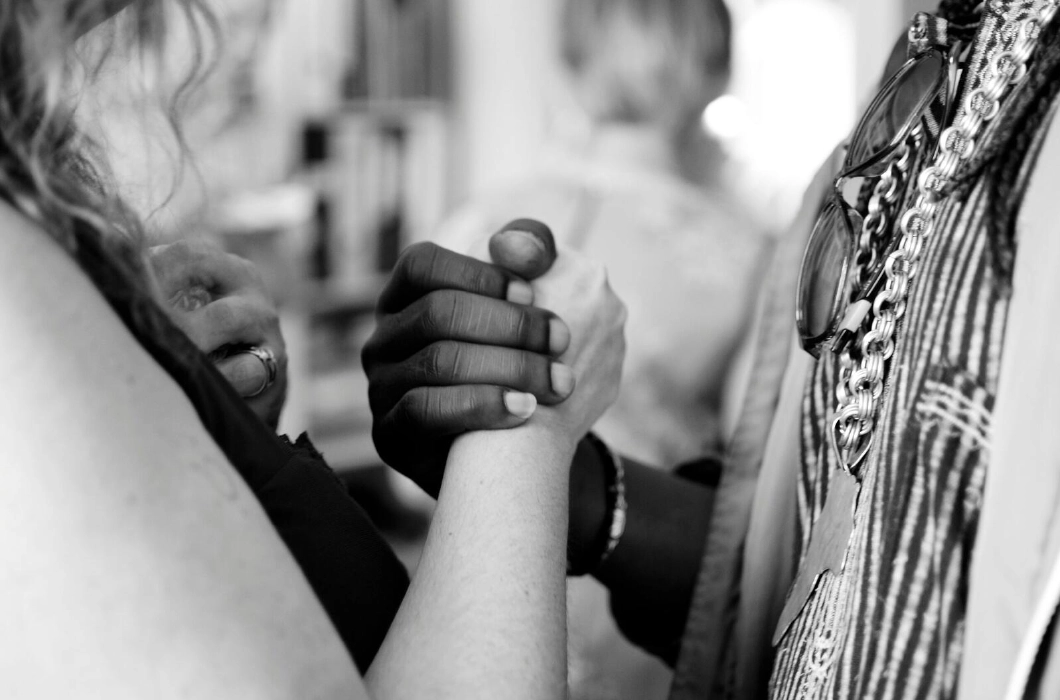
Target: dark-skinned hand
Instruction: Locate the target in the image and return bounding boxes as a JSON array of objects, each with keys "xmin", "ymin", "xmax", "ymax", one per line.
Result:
[{"xmin": 362, "ymin": 219, "xmax": 569, "ymax": 497}]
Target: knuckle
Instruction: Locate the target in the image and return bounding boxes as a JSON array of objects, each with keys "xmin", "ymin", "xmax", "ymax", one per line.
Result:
[
  {"xmin": 444, "ymin": 342, "xmax": 471, "ymax": 379},
  {"xmin": 421, "ymin": 345, "xmax": 444, "ymax": 381},
  {"xmin": 453, "ymin": 386, "xmax": 490, "ymax": 422},
  {"xmin": 511, "ymin": 307, "xmax": 534, "ymax": 345},
  {"xmin": 420, "ymin": 342, "xmax": 458, "ymax": 381},
  {"xmin": 395, "ymin": 388, "xmax": 431, "ymax": 425},
  {"xmin": 206, "ymin": 301, "xmax": 240, "ymax": 332},
  {"xmin": 421, "ymin": 290, "xmax": 460, "ymax": 338},
  {"xmin": 465, "ymin": 262, "xmax": 498, "ymax": 296},
  {"xmin": 417, "ymin": 295, "xmax": 441, "ymax": 335},
  {"xmin": 515, "ymin": 353, "xmax": 541, "ymax": 389},
  {"xmin": 402, "ymin": 242, "xmax": 441, "ymax": 283}
]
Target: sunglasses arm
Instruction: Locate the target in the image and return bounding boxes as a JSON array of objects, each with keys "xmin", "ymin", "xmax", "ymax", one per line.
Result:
[{"xmin": 830, "ymin": 299, "xmax": 873, "ymax": 354}]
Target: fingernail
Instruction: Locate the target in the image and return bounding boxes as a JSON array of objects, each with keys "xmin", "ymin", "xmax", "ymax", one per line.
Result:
[
  {"xmin": 499, "ymin": 228, "xmax": 548, "ymax": 257},
  {"xmin": 549, "ymin": 318, "xmax": 570, "ymax": 355},
  {"xmin": 491, "ymin": 222, "xmax": 555, "ymax": 279},
  {"xmin": 499, "ymin": 218, "xmax": 554, "ymax": 242},
  {"xmin": 507, "ymin": 280, "xmax": 534, "ymax": 305},
  {"xmin": 551, "ymin": 363, "xmax": 575, "ymax": 397},
  {"xmin": 504, "ymin": 391, "xmax": 537, "ymax": 419}
]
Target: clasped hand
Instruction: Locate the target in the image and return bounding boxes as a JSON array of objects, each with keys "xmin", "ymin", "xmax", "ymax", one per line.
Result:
[{"xmin": 362, "ymin": 220, "xmax": 626, "ymax": 497}]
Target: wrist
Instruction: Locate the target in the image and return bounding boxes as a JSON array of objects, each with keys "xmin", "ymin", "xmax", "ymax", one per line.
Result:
[
  {"xmin": 515, "ymin": 420, "xmax": 579, "ymax": 465},
  {"xmin": 452, "ymin": 422, "xmax": 577, "ymax": 481}
]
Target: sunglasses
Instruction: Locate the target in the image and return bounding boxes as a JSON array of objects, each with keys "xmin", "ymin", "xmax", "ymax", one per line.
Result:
[{"xmin": 796, "ymin": 46, "xmax": 961, "ymax": 358}]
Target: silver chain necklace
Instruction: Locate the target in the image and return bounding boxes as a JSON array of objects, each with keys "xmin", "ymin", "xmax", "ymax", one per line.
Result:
[
  {"xmin": 831, "ymin": 0, "xmax": 1058, "ymax": 472},
  {"xmin": 774, "ymin": 0, "xmax": 1058, "ymax": 645}
]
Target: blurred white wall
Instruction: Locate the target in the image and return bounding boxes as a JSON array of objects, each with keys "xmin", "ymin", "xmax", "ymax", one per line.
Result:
[
  {"xmin": 448, "ymin": 0, "xmax": 560, "ymax": 202},
  {"xmin": 92, "ymin": 0, "xmax": 927, "ymax": 237},
  {"xmin": 443, "ymin": 0, "xmax": 921, "ymax": 231},
  {"xmin": 721, "ymin": 0, "xmax": 856, "ymax": 228},
  {"xmin": 851, "ymin": 0, "xmax": 904, "ymax": 101},
  {"xmin": 258, "ymin": 0, "xmax": 350, "ymax": 118}
]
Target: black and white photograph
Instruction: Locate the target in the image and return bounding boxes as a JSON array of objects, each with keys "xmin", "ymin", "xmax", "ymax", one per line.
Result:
[{"xmin": 2, "ymin": 0, "xmax": 1059, "ymax": 698}]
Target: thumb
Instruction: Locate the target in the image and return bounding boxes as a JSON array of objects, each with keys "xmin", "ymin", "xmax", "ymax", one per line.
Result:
[{"xmin": 489, "ymin": 218, "xmax": 558, "ymax": 281}]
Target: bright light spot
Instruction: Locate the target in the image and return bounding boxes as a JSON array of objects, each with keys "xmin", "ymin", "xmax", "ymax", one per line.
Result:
[{"xmin": 702, "ymin": 94, "xmax": 748, "ymax": 140}]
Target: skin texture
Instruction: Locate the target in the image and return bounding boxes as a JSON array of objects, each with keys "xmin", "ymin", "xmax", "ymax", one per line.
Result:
[
  {"xmin": 149, "ymin": 239, "xmax": 288, "ymax": 429},
  {"xmin": 0, "ymin": 203, "xmax": 365, "ymax": 699},
  {"xmin": 20, "ymin": 5, "xmax": 629, "ymax": 697},
  {"xmin": 366, "ymin": 218, "xmax": 721, "ymax": 660},
  {"xmin": 368, "ymin": 243, "xmax": 626, "ymax": 700},
  {"xmin": 1, "ymin": 195, "xmax": 626, "ymax": 698},
  {"xmin": 362, "ymin": 222, "xmax": 573, "ymax": 497}
]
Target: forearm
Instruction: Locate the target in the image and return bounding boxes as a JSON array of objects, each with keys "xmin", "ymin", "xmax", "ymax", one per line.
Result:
[
  {"xmin": 569, "ymin": 442, "xmax": 717, "ymax": 664},
  {"xmin": 367, "ymin": 424, "xmax": 574, "ymax": 700}
]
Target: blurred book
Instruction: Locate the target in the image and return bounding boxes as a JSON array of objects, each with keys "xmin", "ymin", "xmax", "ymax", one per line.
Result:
[
  {"xmin": 331, "ymin": 106, "xmax": 449, "ymax": 278},
  {"xmin": 345, "ymin": 0, "xmax": 451, "ymax": 102}
]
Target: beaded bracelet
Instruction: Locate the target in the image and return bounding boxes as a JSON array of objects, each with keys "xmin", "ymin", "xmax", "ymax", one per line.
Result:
[{"xmin": 568, "ymin": 432, "xmax": 627, "ymax": 577}]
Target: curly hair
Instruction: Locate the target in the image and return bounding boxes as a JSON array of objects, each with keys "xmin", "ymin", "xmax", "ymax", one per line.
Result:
[{"xmin": 0, "ymin": 1, "xmax": 217, "ymax": 259}]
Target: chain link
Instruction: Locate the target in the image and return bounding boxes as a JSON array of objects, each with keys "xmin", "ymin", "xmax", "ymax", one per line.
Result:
[
  {"xmin": 832, "ymin": 0, "xmax": 1058, "ymax": 471},
  {"xmin": 837, "ymin": 141, "xmax": 915, "ymax": 424},
  {"xmin": 855, "ymin": 151, "xmax": 911, "ymax": 289}
]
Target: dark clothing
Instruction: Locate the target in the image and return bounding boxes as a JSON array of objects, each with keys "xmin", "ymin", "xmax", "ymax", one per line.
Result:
[{"xmin": 71, "ymin": 226, "xmax": 408, "ymax": 672}]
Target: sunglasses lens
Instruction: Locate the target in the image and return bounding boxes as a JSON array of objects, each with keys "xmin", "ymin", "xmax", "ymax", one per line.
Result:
[
  {"xmin": 798, "ymin": 200, "xmax": 853, "ymax": 344},
  {"xmin": 847, "ymin": 51, "xmax": 946, "ymax": 174}
]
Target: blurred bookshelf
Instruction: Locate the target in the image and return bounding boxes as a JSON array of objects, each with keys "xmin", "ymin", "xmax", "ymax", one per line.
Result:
[
  {"xmin": 344, "ymin": 0, "xmax": 451, "ymax": 102},
  {"xmin": 289, "ymin": 0, "xmax": 452, "ymax": 472}
]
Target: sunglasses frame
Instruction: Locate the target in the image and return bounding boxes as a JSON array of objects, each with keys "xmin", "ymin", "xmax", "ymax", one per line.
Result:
[{"xmin": 796, "ymin": 46, "xmax": 960, "ymax": 358}]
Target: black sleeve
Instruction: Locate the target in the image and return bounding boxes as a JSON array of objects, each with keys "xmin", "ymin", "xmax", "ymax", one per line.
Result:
[
  {"xmin": 596, "ymin": 456, "xmax": 720, "ymax": 666},
  {"xmin": 255, "ymin": 435, "xmax": 409, "ymax": 672},
  {"xmin": 174, "ymin": 356, "xmax": 410, "ymax": 673},
  {"xmin": 71, "ymin": 228, "xmax": 410, "ymax": 673},
  {"xmin": 172, "ymin": 352, "xmax": 409, "ymax": 673},
  {"xmin": 180, "ymin": 359, "xmax": 410, "ymax": 673}
]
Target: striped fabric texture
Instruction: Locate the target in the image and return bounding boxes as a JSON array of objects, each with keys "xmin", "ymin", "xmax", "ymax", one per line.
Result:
[
  {"xmin": 768, "ymin": 107, "xmax": 1048, "ymax": 697},
  {"xmin": 766, "ymin": 6, "xmax": 1060, "ymax": 695}
]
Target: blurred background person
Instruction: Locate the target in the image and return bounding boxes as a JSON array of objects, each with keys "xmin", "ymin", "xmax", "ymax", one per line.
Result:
[
  {"xmin": 432, "ymin": 2, "xmax": 769, "ymax": 698},
  {"xmin": 437, "ymin": 0, "xmax": 769, "ymax": 468},
  {"xmin": 73, "ymin": 1, "xmax": 911, "ymax": 697}
]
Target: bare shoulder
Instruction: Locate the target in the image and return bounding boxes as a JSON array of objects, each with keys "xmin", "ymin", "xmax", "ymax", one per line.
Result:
[
  {"xmin": 0, "ymin": 203, "xmax": 364, "ymax": 698},
  {"xmin": 0, "ymin": 202, "xmax": 217, "ymax": 472}
]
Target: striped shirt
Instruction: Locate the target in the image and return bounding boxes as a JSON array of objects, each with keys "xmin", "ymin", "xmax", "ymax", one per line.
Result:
[
  {"xmin": 769, "ymin": 48, "xmax": 1056, "ymax": 700},
  {"xmin": 771, "ymin": 171, "xmax": 1004, "ymax": 698}
]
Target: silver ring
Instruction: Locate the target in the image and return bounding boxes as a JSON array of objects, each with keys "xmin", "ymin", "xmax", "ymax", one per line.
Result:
[{"xmin": 242, "ymin": 345, "xmax": 278, "ymax": 398}]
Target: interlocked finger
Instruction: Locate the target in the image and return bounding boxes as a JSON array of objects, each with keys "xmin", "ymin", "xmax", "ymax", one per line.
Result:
[{"xmin": 368, "ymin": 341, "xmax": 574, "ymax": 414}]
